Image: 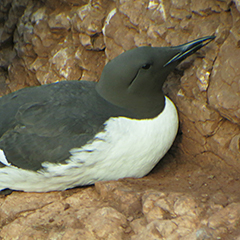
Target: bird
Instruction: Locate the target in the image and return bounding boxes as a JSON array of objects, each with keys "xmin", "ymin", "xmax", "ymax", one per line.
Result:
[{"xmin": 0, "ymin": 36, "xmax": 215, "ymax": 192}]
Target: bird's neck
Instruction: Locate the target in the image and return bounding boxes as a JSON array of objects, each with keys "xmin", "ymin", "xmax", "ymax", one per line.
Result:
[{"xmin": 96, "ymin": 85, "xmax": 166, "ymax": 119}]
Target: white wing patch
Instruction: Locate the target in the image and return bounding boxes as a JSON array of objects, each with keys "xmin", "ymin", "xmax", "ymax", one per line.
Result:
[{"xmin": 0, "ymin": 149, "xmax": 11, "ymax": 166}]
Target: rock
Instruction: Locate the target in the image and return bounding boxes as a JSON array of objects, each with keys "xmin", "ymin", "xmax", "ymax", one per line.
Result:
[
  {"xmin": 0, "ymin": 70, "xmax": 10, "ymax": 97},
  {"xmin": 208, "ymin": 202, "xmax": 240, "ymax": 232},
  {"xmin": 208, "ymin": 32, "xmax": 240, "ymax": 124},
  {"xmin": 173, "ymin": 195, "xmax": 201, "ymax": 217},
  {"xmin": 130, "ymin": 217, "xmax": 147, "ymax": 235},
  {"xmin": 95, "ymin": 181, "xmax": 142, "ymax": 217},
  {"xmin": 234, "ymin": 0, "xmax": 240, "ymax": 12},
  {"xmin": 84, "ymin": 207, "xmax": 128, "ymax": 239},
  {"xmin": 0, "ymin": 188, "xmax": 131, "ymax": 239},
  {"xmin": 0, "ymin": 0, "xmax": 240, "ymax": 239}
]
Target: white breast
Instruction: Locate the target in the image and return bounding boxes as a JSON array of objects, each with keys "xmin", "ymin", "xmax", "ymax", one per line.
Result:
[{"xmin": 0, "ymin": 96, "xmax": 178, "ymax": 192}]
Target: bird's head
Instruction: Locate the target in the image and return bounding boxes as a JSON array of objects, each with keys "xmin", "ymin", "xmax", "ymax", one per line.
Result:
[{"xmin": 96, "ymin": 36, "xmax": 215, "ymax": 118}]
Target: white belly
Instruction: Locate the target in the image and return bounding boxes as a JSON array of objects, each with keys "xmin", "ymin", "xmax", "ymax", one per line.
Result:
[{"xmin": 0, "ymin": 97, "xmax": 178, "ymax": 192}]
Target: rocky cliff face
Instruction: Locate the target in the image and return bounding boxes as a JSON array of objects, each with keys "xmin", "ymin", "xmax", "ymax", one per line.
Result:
[{"xmin": 0, "ymin": 0, "xmax": 240, "ymax": 239}]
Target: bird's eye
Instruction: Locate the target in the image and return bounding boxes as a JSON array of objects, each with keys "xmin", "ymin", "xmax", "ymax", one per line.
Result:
[{"xmin": 141, "ymin": 63, "xmax": 151, "ymax": 69}]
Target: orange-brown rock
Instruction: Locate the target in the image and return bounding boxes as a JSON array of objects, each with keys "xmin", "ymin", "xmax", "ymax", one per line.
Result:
[{"xmin": 0, "ymin": 0, "xmax": 240, "ymax": 239}]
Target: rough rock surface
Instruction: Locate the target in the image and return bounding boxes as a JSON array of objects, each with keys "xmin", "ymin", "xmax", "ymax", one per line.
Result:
[{"xmin": 0, "ymin": 0, "xmax": 240, "ymax": 239}]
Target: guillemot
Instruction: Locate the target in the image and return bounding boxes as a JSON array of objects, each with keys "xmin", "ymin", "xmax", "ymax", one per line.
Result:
[{"xmin": 0, "ymin": 36, "xmax": 215, "ymax": 192}]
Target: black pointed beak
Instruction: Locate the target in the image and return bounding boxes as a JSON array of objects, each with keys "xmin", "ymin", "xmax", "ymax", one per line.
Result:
[{"xmin": 163, "ymin": 36, "xmax": 216, "ymax": 67}]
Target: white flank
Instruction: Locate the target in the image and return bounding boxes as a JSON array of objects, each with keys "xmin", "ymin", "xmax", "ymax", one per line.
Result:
[
  {"xmin": 0, "ymin": 149, "xmax": 11, "ymax": 166},
  {"xmin": 0, "ymin": 97, "xmax": 178, "ymax": 192}
]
